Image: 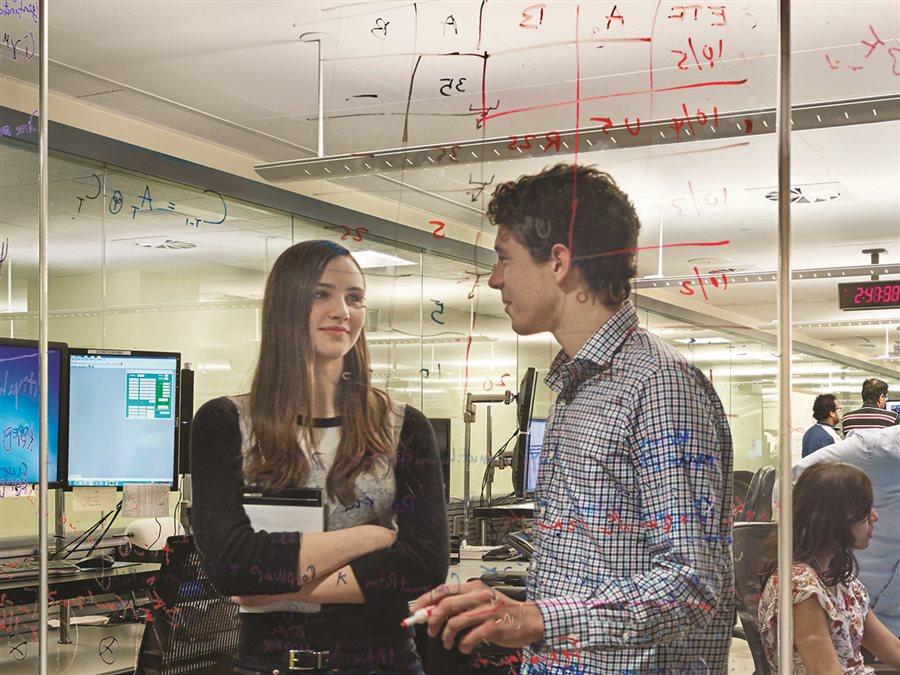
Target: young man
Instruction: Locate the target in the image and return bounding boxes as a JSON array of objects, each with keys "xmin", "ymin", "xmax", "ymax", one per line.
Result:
[
  {"xmin": 412, "ymin": 165, "xmax": 735, "ymax": 672},
  {"xmin": 801, "ymin": 393, "xmax": 842, "ymax": 457},
  {"xmin": 842, "ymin": 378, "xmax": 900, "ymax": 435}
]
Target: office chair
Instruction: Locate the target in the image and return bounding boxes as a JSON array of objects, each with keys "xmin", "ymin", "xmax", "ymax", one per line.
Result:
[
  {"xmin": 736, "ymin": 466, "xmax": 777, "ymax": 522},
  {"xmin": 136, "ymin": 535, "xmax": 240, "ymax": 674},
  {"xmin": 733, "ymin": 470, "xmax": 755, "ymax": 514},
  {"xmin": 733, "ymin": 521, "xmax": 775, "ymax": 675}
]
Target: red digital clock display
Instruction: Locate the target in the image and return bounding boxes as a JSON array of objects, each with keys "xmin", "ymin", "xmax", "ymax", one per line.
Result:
[{"xmin": 838, "ymin": 281, "xmax": 900, "ymax": 311}]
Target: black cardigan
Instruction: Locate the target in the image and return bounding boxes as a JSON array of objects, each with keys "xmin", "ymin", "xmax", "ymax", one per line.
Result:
[{"xmin": 190, "ymin": 396, "xmax": 449, "ymax": 657}]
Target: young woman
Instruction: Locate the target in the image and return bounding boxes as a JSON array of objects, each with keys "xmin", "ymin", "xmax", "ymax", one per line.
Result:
[
  {"xmin": 191, "ymin": 240, "xmax": 449, "ymax": 674},
  {"xmin": 758, "ymin": 462, "xmax": 900, "ymax": 674}
]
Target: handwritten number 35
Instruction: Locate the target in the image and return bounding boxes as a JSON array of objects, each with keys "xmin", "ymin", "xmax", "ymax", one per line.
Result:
[{"xmin": 439, "ymin": 77, "xmax": 466, "ymax": 96}]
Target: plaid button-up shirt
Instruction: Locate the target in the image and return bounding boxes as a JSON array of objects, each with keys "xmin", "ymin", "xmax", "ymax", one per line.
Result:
[{"xmin": 521, "ymin": 300, "xmax": 734, "ymax": 674}]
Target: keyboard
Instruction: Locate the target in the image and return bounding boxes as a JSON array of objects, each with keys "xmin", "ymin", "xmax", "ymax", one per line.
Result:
[{"xmin": 0, "ymin": 560, "xmax": 81, "ymax": 579}]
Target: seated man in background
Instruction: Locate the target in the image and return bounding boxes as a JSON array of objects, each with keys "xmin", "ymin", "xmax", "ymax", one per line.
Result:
[
  {"xmin": 801, "ymin": 393, "xmax": 842, "ymax": 457},
  {"xmin": 842, "ymin": 378, "xmax": 899, "ymax": 435},
  {"xmin": 791, "ymin": 425, "xmax": 900, "ymax": 636}
]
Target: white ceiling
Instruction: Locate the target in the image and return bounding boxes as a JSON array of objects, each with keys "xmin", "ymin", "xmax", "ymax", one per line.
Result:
[{"xmin": 0, "ymin": 0, "xmax": 898, "ymax": 361}]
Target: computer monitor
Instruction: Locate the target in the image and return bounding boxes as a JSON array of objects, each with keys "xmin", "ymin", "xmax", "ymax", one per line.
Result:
[
  {"xmin": 0, "ymin": 338, "xmax": 68, "ymax": 488},
  {"xmin": 524, "ymin": 418, "xmax": 546, "ymax": 494},
  {"xmin": 67, "ymin": 349, "xmax": 180, "ymax": 489},
  {"xmin": 427, "ymin": 418, "xmax": 451, "ymax": 502},
  {"xmin": 513, "ymin": 367, "xmax": 537, "ymax": 498},
  {"xmin": 887, "ymin": 400, "xmax": 900, "ymax": 416}
]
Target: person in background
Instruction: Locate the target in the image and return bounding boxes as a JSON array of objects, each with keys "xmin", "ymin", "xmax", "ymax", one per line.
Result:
[
  {"xmin": 791, "ymin": 426, "xmax": 900, "ymax": 637},
  {"xmin": 410, "ymin": 164, "xmax": 735, "ymax": 673},
  {"xmin": 842, "ymin": 378, "xmax": 899, "ymax": 435},
  {"xmin": 801, "ymin": 393, "xmax": 842, "ymax": 457},
  {"xmin": 191, "ymin": 240, "xmax": 448, "ymax": 674},
  {"xmin": 759, "ymin": 462, "xmax": 900, "ymax": 673}
]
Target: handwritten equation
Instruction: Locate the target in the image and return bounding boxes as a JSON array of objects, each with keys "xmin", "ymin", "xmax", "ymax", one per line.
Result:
[
  {"xmin": 0, "ymin": 110, "xmax": 37, "ymax": 140},
  {"xmin": 2, "ymin": 423, "xmax": 34, "ymax": 453},
  {"xmin": 824, "ymin": 25, "xmax": 899, "ymax": 76},
  {"xmin": 1, "ymin": 30, "xmax": 33, "ymax": 60},
  {"xmin": 0, "ymin": 1, "xmax": 39, "ymax": 22},
  {"xmin": 73, "ymin": 176, "xmax": 228, "ymax": 228}
]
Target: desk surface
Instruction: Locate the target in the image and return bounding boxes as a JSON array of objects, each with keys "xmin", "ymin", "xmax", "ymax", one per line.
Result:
[{"xmin": 0, "ymin": 562, "xmax": 160, "ymax": 603}]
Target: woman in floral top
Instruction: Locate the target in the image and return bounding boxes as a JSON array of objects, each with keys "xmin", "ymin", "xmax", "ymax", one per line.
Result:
[{"xmin": 758, "ymin": 462, "xmax": 900, "ymax": 673}]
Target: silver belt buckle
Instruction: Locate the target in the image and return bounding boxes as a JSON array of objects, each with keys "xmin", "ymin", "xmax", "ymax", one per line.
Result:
[{"xmin": 287, "ymin": 650, "xmax": 327, "ymax": 671}]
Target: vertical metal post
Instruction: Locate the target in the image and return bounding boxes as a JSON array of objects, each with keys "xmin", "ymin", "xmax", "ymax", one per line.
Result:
[
  {"xmin": 55, "ymin": 490, "xmax": 71, "ymax": 644},
  {"xmin": 656, "ymin": 209, "xmax": 664, "ymax": 278},
  {"xmin": 37, "ymin": 0, "xmax": 50, "ymax": 671},
  {"xmin": 299, "ymin": 33, "xmax": 327, "ymax": 158},
  {"xmin": 776, "ymin": 0, "xmax": 793, "ymax": 672},
  {"xmin": 481, "ymin": 405, "xmax": 492, "ymax": 544},
  {"xmin": 419, "ymin": 250, "xmax": 424, "ymax": 413},
  {"xmin": 463, "ymin": 393, "xmax": 473, "ymax": 544},
  {"xmin": 5, "ymin": 253, "xmax": 12, "ymax": 337},
  {"xmin": 100, "ymin": 167, "xmax": 108, "ymax": 347},
  {"xmin": 316, "ymin": 40, "xmax": 324, "ymax": 158}
]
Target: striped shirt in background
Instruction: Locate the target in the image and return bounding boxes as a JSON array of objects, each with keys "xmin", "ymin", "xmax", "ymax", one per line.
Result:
[
  {"xmin": 841, "ymin": 406, "xmax": 899, "ymax": 435},
  {"xmin": 521, "ymin": 300, "xmax": 734, "ymax": 674}
]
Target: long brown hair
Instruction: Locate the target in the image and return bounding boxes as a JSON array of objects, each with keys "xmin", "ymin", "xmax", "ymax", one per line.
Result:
[
  {"xmin": 245, "ymin": 240, "xmax": 393, "ymax": 503},
  {"xmin": 761, "ymin": 462, "xmax": 873, "ymax": 586}
]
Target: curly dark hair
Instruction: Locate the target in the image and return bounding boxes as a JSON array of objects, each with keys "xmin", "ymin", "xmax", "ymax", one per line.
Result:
[
  {"xmin": 761, "ymin": 462, "xmax": 873, "ymax": 587},
  {"xmin": 861, "ymin": 378, "xmax": 888, "ymax": 405},
  {"xmin": 812, "ymin": 393, "xmax": 838, "ymax": 423},
  {"xmin": 486, "ymin": 164, "xmax": 641, "ymax": 305}
]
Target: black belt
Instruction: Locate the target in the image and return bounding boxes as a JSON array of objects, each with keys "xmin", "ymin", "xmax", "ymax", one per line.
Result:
[{"xmin": 234, "ymin": 648, "xmax": 411, "ymax": 673}]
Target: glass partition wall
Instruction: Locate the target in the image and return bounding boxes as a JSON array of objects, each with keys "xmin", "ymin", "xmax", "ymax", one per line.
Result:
[
  {"xmin": 1, "ymin": 139, "xmax": 893, "ymax": 531},
  {"xmin": 0, "ymin": 1, "xmax": 897, "ymax": 672}
]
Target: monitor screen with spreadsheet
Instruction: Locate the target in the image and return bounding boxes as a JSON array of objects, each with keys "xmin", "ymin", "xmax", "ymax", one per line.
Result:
[
  {"xmin": 67, "ymin": 349, "xmax": 180, "ymax": 488},
  {"xmin": 0, "ymin": 338, "xmax": 69, "ymax": 488}
]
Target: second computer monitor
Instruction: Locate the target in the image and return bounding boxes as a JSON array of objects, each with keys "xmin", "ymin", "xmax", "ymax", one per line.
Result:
[
  {"xmin": 524, "ymin": 418, "xmax": 546, "ymax": 494},
  {"xmin": 513, "ymin": 367, "xmax": 537, "ymax": 498},
  {"xmin": 67, "ymin": 349, "xmax": 180, "ymax": 489}
]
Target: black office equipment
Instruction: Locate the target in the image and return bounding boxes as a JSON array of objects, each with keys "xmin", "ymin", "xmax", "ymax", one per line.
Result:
[
  {"xmin": 177, "ymin": 366, "xmax": 194, "ymax": 475},
  {"xmin": 75, "ymin": 554, "xmax": 115, "ymax": 570},
  {"xmin": 67, "ymin": 348, "xmax": 180, "ymax": 489},
  {"xmin": 428, "ymin": 417, "xmax": 452, "ymax": 502},
  {"xmin": 733, "ymin": 522, "xmax": 775, "ymax": 675},
  {"xmin": 481, "ymin": 545, "xmax": 515, "ymax": 561},
  {"xmin": 0, "ymin": 559, "xmax": 80, "ymax": 579},
  {"xmin": 136, "ymin": 535, "xmax": 240, "ymax": 674},
  {"xmin": 0, "ymin": 337, "xmax": 69, "ymax": 488},
  {"xmin": 512, "ymin": 367, "xmax": 537, "ymax": 498},
  {"xmin": 506, "ymin": 530, "xmax": 534, "ymax": 558}
]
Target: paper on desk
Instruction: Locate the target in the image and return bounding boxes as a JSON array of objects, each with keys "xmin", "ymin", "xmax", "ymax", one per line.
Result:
[
  {"xmin": 122, "ymin": 484, "xmax": 169, "ymax": 518},
  {"xmin": 72, "ymin": 487, "xmax": 119, "ymax": 513},
  {"xmin": 48, "ymin": 615, "xmax": 109, "ymax": 628}
]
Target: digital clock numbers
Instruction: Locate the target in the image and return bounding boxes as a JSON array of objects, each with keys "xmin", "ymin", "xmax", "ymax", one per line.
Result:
[{"xmin": 838, "ymin": 281, "xmax": 900, "ymax": 311}]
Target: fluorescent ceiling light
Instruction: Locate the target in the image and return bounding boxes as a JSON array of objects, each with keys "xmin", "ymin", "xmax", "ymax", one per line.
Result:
[{"xmin": 352, "ymin": 250, "xmax": 417, "ymax": 269}]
